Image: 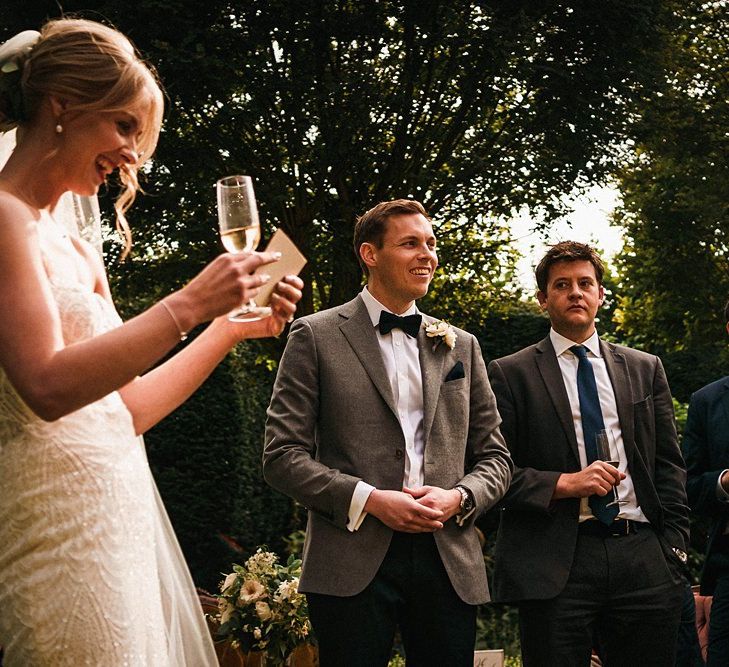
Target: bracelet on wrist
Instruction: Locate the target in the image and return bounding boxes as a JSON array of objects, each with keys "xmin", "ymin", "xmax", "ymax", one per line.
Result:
[{"xmin": 160, "ymin": 300, "xmax": 189, "ymax": 341}]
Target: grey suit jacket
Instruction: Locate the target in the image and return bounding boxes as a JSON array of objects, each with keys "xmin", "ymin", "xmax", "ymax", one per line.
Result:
[
  {"xmin": 488, "ymin": 335, "xmax": 689, "ymax": 603},
  {"xmin": 263, "ymin": 295, "xmax": 512, "ymax": 604}
]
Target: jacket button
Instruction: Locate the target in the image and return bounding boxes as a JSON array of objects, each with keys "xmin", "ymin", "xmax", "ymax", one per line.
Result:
[{"xmin": 395, "ymin": 449, "xmax": 404, "ymax": 459}]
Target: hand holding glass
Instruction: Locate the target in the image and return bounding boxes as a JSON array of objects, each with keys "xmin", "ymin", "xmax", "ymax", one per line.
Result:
[
  {"xmin": 217, "ymin": 175, "xmax": 271, "ymax": 321},
  {"xmin": 595, "ymin": 429, "xmax": 626, "ymax": 507}
]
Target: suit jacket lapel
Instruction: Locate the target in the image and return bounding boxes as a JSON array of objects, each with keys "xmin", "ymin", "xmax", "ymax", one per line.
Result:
[
  {"xmin": 419, "ymin": 315, "xmax": 446, "ymax": 445},
  {"xmin": 535, "ymin": 336, "xmax": 581, "ymax": 464},
  {"xmin": 339, "ymin": 296, "xmax": 398, "ymax": 419},
  {"xmin": 601, "ymin": 339, "xmax": 635, "ymax": 467},
  {"xmin": 720, "ymin": 379, "xmax": 729, "ymax": 429}
]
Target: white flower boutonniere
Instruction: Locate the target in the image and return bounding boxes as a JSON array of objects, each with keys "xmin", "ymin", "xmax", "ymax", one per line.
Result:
[{"xmin": 424, "ymin": 320, "xmax": 457, "ymax": 351}]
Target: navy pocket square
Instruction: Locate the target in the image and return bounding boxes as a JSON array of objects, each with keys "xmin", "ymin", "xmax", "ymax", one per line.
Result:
[{"xmin": 445, "ymin": 361, "xmax": 465, "ymax": 382}]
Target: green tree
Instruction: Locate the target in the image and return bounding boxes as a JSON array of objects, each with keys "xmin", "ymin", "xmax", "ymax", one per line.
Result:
[
  {"xmin": 1, "ymin": 0, "xmax": 683, "ymax": 312},
  {"xmin": 612, "ymin": 0, "xmax": 729, "ymax": 399}
]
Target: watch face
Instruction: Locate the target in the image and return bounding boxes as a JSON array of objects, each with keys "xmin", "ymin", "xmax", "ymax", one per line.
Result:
[{"xmin": 455, "ymin": 486, "xmax": 474, "ymax": 513}]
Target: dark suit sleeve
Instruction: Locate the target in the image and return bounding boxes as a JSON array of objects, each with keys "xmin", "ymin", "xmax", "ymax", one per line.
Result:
[
  {"xmin": 263, "ymin": 318, "xmax": 361, "ymax": 530},
  {"xmin": 651, "ymin": 358, "xmax": 690, "ymax": 550},
  {"xmin": 456, "ymin": 337, "xmax": 513, "ymax": 524},
  {"xmin": 487, "ymin": 359, "xmax": 561, "ymax": 513},
  {"xmin": 683, "ymin": 389, "xmax": 727, "ymax": 517}
]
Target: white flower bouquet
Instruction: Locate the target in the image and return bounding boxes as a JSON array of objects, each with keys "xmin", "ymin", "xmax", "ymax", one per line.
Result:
[{"xmin": 217, "ymin": 549, "xmax": 312, "ymax": 665}]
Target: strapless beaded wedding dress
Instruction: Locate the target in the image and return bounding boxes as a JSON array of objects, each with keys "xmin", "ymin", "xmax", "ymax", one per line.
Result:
[{"xmin": 0, "ymin": 237, "xmax": 217, "ymax": 666}]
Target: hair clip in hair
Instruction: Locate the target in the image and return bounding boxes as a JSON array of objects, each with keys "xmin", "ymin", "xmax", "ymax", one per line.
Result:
[
  {"xmin": 0, "ymin": 31, "xmax": 41, "ymax": 69},
  {"xmin": 0, "ymin": 30, "xmax": 41, "ymax": 132}
]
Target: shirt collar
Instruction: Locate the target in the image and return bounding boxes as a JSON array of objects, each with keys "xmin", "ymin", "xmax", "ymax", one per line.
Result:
[
  {"xmin": 549, "ymin": 328, "xmax": 602, "ymax": 359},
  {"xmin": 360, "ymin": 286, "xmax": 419, "ymax": 327}
]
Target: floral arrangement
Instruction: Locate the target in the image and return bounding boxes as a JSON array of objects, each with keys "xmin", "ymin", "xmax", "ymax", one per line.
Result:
[
  {"xmin": 424, "ymin": 319, "xmax": 457, "ymax": 350},
  {"xmin": 217, "ymin": 549, "xmax": 312, "ymax": 665}
]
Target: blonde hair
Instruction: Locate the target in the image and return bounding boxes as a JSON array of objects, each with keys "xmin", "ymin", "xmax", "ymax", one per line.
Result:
[{"xmin": 20, "ymin": 18, "xmax": 164, "ymax": 257}]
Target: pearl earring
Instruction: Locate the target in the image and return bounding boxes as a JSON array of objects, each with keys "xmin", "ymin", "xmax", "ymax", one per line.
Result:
[{"xmin": 55, "ymin": 123, "xmax": 63, "ymax": 134}]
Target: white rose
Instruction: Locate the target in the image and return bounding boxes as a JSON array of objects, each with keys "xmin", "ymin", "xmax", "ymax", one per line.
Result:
[
  {"xmin": 444, "ymin": 328, "xmax": 457, "ymax": 349},
  {"xmin": 425, "ymin": 322, "xmax": 441, "ymax": 337},
  {"xmin": 256, "ymin": 601, "xmax": 273, "ymax": 621},
  {"xmin": 238, "ymin": 579, "xmax": 266, "ymax": 605}
]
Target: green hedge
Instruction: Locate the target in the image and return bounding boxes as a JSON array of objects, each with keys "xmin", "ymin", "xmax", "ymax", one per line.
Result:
[{"xmin": 144, "ymin": 338, "xmax": 297, "ymax": 591}]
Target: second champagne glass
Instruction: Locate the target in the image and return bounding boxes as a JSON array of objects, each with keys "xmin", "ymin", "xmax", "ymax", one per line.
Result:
[
  {"xmin": 595, "ymin": 428, "xmax": 626, "ymax": 507},
  {"xmin": 217, "ymin": 175, "xmax": 271, "ymax": 321}
]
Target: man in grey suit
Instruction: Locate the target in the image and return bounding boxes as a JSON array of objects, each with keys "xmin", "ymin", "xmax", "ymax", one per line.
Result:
[
  {"xmin": 683, "ymin": 299, "xmax": 729, "ymax": 665},
  {"xmin": 263, "ymin": 199, "xmax": 512, "ymax": 666},
  {"xmin": 488, "ymin": 241, "xmax": 689, "ymax": 666}
]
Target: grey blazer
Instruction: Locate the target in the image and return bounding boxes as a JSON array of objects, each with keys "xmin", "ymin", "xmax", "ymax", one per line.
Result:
[
  {"xmin": 488, "ymin": 336, "xmax": 689, "ymax": 603},
  {"xmin": 263, "ymin": 295, "xmax": 512, "ymax": 604}
]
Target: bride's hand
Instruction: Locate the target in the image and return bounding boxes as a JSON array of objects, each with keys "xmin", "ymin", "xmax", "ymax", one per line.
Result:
[
  {"xmin": 214, "ymin": 275, "xmax": 304, "ymax": 341},
  {"xmin": 165, "ymin": 251, "xmax": 282, "ymax": 331}
]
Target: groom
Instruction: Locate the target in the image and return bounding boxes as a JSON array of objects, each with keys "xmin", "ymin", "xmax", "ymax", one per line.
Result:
[{"xmin": 263, "ymin": 199, "xmax": 512, "ymax": 666}]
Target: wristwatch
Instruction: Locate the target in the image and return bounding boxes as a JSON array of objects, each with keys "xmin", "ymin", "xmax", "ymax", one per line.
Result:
[
  {"xmin": 672, "ymin": 547, "xmax": 688, "ymax": 565},
  {"xmin": 454, "ymin": 485, "xmax": 474, "ymax": 515}
]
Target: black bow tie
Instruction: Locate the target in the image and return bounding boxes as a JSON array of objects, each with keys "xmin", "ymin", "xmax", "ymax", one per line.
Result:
[{"xmin": 378, "ymin": 311, "xmax": 422, "ymax": 338}]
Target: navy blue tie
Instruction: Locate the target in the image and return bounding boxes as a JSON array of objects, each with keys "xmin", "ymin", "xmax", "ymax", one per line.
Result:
[{"xmin": 571, "ymin": 345, "xmax": 619, "ymax": 525}]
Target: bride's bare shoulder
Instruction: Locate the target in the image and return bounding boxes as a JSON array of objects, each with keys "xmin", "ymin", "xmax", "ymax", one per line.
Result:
[
  {"xmin": 0, "ymin": 189, "xmax": 40, "ymax": 224},
  {"xmin": 0, "ymin": 190, "xmax": 42, "ymax": 264}
]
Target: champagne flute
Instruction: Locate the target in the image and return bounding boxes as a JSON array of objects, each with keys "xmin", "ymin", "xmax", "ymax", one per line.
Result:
[
  {"xmin": 595, "ymin": 428, "xmax": 626, "ymax": 507},
  {"xmin": 217, "ymin": 175, "xmax": 271, "ymax": 321}
]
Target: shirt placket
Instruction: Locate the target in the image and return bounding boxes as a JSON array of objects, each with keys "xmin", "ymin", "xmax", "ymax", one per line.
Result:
[{"xmin": 392, "ymin": 329, "xmax": 416, "ymax": 486}]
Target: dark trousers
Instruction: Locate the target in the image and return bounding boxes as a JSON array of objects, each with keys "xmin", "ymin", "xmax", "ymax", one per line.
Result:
[
  {"xmin": 706, "ymin": 536, "xmax": 729, "ymax": 666},
  {"xmin": 306, "ymin": 532, "xmax": 477, "ymax": 667},
  {"xmin": 675, "ymin": 575, "xmax": 703, "ymax": 666},
  {"xmin": 707, "ymin": 576, "xmax": 729, "ymax": 666},
  {"xmin": 518, "ymin": 522, "xmax": 684, "ymax": 667}
]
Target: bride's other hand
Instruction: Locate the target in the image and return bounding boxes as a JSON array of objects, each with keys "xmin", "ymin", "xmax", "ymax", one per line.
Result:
[
  {"xmin": 162, "ymin": 250, "xmax": 282, "ymax": 332},
  {"xmin": 213, "ymin": 275, "xmax": 304, "ymax": 341}
]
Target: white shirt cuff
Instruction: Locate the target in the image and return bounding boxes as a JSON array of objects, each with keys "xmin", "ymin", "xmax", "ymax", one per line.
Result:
[
  {"xmin": 347, "ymin": 481, "xmax": 375, "ymax": 532},
  {"xmin": 456, "ymin": 507, "xmax": 476, "ymax": 527},
  {"xmin": 716, "ymin": 470, "xmax": 729, "ymax": 501}
]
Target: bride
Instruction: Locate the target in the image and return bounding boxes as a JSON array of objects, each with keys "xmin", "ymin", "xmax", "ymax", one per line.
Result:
[{"xmin": 0, "ymin": 18, "xmax": 303, "ymax": 666}]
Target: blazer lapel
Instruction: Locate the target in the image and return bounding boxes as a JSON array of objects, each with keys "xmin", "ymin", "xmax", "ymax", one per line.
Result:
[
  {"xmin": 418, "ymin": 315, "xmax": 447, "ymax": 445},
  {"xmin": 339, "ymin": 296, "xmax": 398, "ymax": 419},
  {"xmin": 601, "ymin": 340, "xmax": 635, "ymax": 467},
  {"xmin": 720, "ymin": 379, "xmax": 729, "ymax": 429},
  {"xmin": 535, "ymin": 336, "xmax": 581, "ymax": 464}
]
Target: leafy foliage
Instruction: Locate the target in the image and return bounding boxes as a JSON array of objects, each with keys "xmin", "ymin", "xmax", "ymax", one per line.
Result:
[
  {"xmin": 1, "ymin": 0, "xmax": 680, "ymax": 312},
  {"xmin": 612, "ymin": 0, "xmax": 729, "ymax": 399}
]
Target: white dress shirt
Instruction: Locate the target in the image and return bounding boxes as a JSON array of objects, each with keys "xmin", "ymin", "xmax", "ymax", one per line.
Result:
[
  {"xmin": 550, "ymin": 329, "xmax": 648, "ymax": 523},
  {"xmin": 346, "ymin": 287, "xmax": 426, "ymax": 531}
]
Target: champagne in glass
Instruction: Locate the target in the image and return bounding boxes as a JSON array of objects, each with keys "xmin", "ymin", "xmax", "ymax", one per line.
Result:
[
  {"xmin": 216, "ymin": 175, "xmax": 271, "ymax": 321},
  {"xmin": 221, "ymin": 225, "xmax": 261, "ymax": 254},
  {"xmin": 595, "ymin": 428, "xmax": 626, "ymax": 507}
]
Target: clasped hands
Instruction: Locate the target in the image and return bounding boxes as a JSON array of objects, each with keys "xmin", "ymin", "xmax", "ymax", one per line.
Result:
[{"xmin": 364, "ymin": 485, "xmax": 463, "ymax": 533}]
